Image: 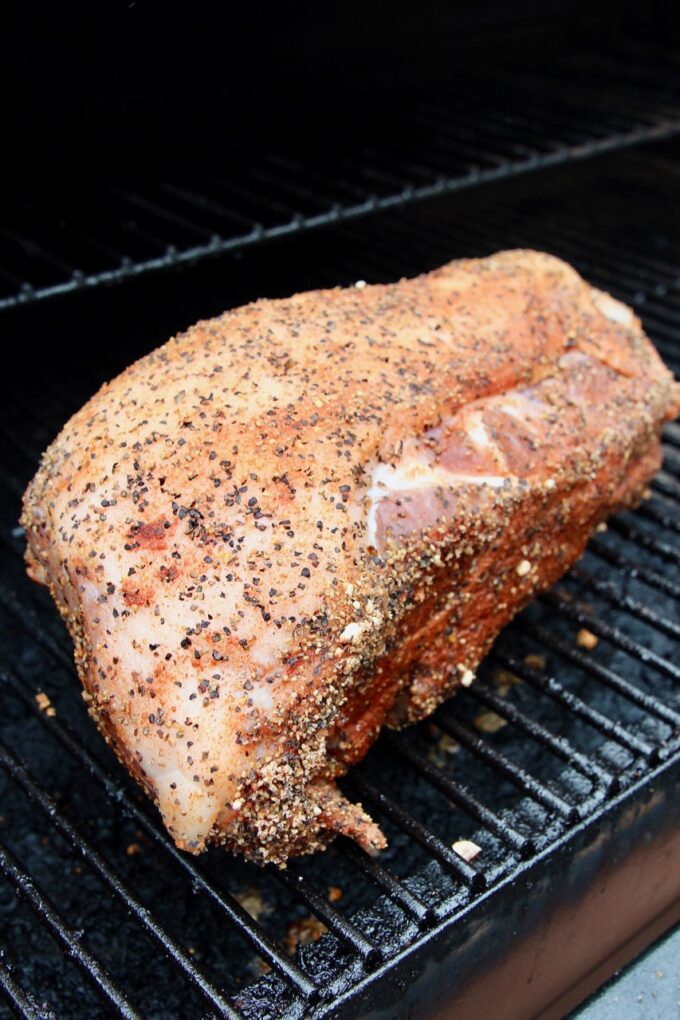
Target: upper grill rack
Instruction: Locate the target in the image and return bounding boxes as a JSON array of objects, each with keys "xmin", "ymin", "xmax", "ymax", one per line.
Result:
[
  {"xmin": 0, "ymin": 149, "xmax": 679, "ymax": 1020},
  {"xmin": 2, "ymin": 37, "xmax": 680, "ymax": 311}
]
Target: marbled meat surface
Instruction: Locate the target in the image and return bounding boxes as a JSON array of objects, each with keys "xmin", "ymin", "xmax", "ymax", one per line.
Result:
[{"xmin": 22, "ymin": 251, "xmax": 680, "ymax": 864}]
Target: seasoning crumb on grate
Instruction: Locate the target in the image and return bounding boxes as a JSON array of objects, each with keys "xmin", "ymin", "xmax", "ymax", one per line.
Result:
[
  {"xmin": 328, "ymin": 886, "xmax": 343, "ymax": 903},
  {"xmin": 250, "ymin": 958, "xmax": 272, "ymax": 977},
  {"xmin": 474, "ymin": 711, "xmax": 507, "ymax": 733},
  {"xmin": 427, "ymin": 727, "xmax": 460, "ymax": 762},
  {"xmin": 35, "ymin": 690, "xmax": 56, "ymax": 717},
  {"xmin": 493, "ymin": 668, "xmax": 521, "ymax": 695},
  {"xmin": 234, "ymin": 886, "xmax": 269, "ymax": 921},
  {"xmin": 126, "ymin": 842, "xmax": 142, "ymax": 857},
  {"xmin": 523, "ymin": 653, "xmax": 546, "ymax": 671},
  {"xmin": 576, "ymin": 628, "xmax": 599, "ymax": 650},
  {"xmin": 452, "ymin": 840, "xmax": 481, "ymax": 862},
  {"xmin": 285, "ymin": 917, "xmax": 328, "ymax": 954}
]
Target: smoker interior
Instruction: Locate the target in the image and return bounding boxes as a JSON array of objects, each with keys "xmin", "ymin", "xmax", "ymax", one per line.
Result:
[
  {"xmin": 1, "ymin": 11, "xmax": 680, "ymax": 1019},
  {"xmin": 2, "ymin": 5, "xmax": 680, "ymax": 311},
  {"xmin": 0, "ymin": 143, "xmax": 679, "ymax": 1020}
]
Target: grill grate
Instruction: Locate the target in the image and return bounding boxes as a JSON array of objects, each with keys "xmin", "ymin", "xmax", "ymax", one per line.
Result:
[
  {"xmin": 2, "ymin": 38, "xmax": 680, "ymax": 311},
  {"xmin": 0, "ymin": 147, "xmax": 678, "ymax": 1019}
]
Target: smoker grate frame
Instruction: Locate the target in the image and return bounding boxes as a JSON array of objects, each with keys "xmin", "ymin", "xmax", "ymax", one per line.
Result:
[
  {"xmin": 0, "ymin": 147, "xmax": 678, "ymax": 1020},
  {"xmin": 2, "ymin": 37, "xmax": 680, "ymax": 311}
]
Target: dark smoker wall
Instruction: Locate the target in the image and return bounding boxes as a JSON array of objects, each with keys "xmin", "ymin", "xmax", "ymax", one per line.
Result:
[
  {"xmin": 2, "ymin": 0, "xmax": 675, "ymax": 119},
  {"xmin": 2, "ymin": 0, "xmax": 676, "ymax": 215}
]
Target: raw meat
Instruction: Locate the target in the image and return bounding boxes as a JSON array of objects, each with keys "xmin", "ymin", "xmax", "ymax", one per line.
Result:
[{"xmin": 22, "ymin": 250, "xmax": 680, "ymax": 864}]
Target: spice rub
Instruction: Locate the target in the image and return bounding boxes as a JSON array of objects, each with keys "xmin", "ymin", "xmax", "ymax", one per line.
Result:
[{"xmin": 22, "ymin": 250, "xmax": 680, "ymax": 864}]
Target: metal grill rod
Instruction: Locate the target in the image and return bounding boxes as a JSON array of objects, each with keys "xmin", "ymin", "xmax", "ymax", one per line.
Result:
[
  {"xmin": 523, "ymin": 622, "xmax": 680, "ymax": 731},
  {"xmin": 640, "ymin": 308, "xmax": 680, "ymax": 344},
  {"xmin": 434, "ymin": 713, "xmax": 577, "ymax": 821},
  {"xmin": 635, "ymin": 497, "xmax": 680, "ymax": 535},
  {"xmin": 567, "ymin": 566, "xmax": 680, "ymax": 641},
  {"xmin": 407, "ymin": 97, "xmax": 583, "ymax": 156},
  {"xmin": 277, "ymin": 868, "xmax": 383, "ymax": 970},
  {"xmin": 0, "ymin": 839, "xmax": 142, "ymax": 1020},
  {"xmin": 385, "ymin": 731, "xmax": 534, "ymax": 856},
  {"xmin": 632, "ymin": 318, "xmax": 675, "ymax": 371},
  {"xmin": 2, "ymin": 119, "xmax": 679, "ymax": 311},
  {"xmin": 467, "ymin": 682, "xmax": 617, "ymax": 792},
  {"xmin": 542, "ymin": 590, "xmax": 680, "ymax": 683},
  {"xmin": 588, "ymin": 536, "xmax": 680, "ymax": 600},
  {"xmin": 485, "ymin": 175, "xmax": 678, "ymax": 278},
  {"xmin": 411, "ymin": 65, "xmax": 668, "ymax": 140},
  {"xmin": 608, "ymin": 516, "xmax": 680, "ymax": 566},
  {"xmin": 346, "ymin": 776, "xmax": 485, "ymax": 891},
  {"xmin": 0, "ymin": 739, "xmax": 243, "ymax": 1020},
  {"xmin": 334, "ymin": 839, "xmax": 436, "ymax": 928},
  {"xmin": 495, "ymin": 653, "xmax": 658, "ymax": 762},
  {"xmin": 0, "ymin": 665, "xmax": 320, "ymax": 1006},
  {"xmin": 660, "ymin": 449, "xmax": 680, "ymax": 479},
  {"xmin": 470, "ymin": 204, "xmax": 680, "ymax": 288},
  {"xmin": 0, "ymin": 575, "xmax": 94, "ymax": 675},
  {"xmin": 0, "ymin": 957, "xmax": 48, "ymax": 1020}
]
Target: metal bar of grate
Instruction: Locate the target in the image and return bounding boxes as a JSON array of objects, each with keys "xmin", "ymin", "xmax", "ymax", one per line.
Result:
[
  {"xmin": 0, "ymin": 665, "xmax": 320, "ymax": 1006},
  {"xmin": 523, "ymin": 622, "xmax": 680, "ymax": 731},
  {"xmin": 2, "ymin": 120, "xmax": 679, "ymax": 310},
  {"xmin": 334, "ymin": 839, "xmax": 436, "ymax": 928},
  {"xmin": 277, "ymin": 868, "xmax": 383, "ymax": 970},
  {"xmin": 467, "ymin": 682, "xmax": 617, "ymax": 793},
  {"xmin": 588, "ymin": 537, "xmax": 680, "ymax": 601},
  {"xmin": 0, "ymin": 740, "xmax": 243, "ymax": 1020},
  {"xmin": 384, "ymin": 732, "xmax": 535, "ymax": 857},
  {"xmin": 542, "ymin": 591, "xmax": 680, "ymax": 683},
  {"xmin": 0, "ymin": 839, "xmax": 142, "ymax": 1020},
  {"xmin": 435, "ymin": 713, "xmax": 577, "ymax": 821},
  {"xmin": 635, "ymin": 498, "xmax": 680, "ymax": 535},
  {"xmin": 567, "ymin": 566, "xmax": 680, "ymax": 641},
  {"xmin": 608, "ymin": 517, "xmax": 680, "ymax": 567},
  {"xmin": 496, "ymin": 654, "xmax": 658, "ymax": 762},
  {"xmin": 346, "ymin": 776, "xmax": 485, "ymax": 890},
  {"xmin": 660, "ymin": 449, "xmax": 680, "ymax": 478},
  {"xmin": 0, "ymin": 578, "xmax": 77, "ymax": 673},
  {"xmin": 0, "ymin": 958, "xmax": 47, "ymax": 1020}
]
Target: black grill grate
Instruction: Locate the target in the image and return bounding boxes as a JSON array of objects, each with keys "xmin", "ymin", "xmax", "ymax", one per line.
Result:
[
  {"xmin": 0, "ymin": 147, "xmax": 678, "ymax": 1019},
  {"xmin": 2, "ymin": 37, "xmax": 680, "ymax": 311}
]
